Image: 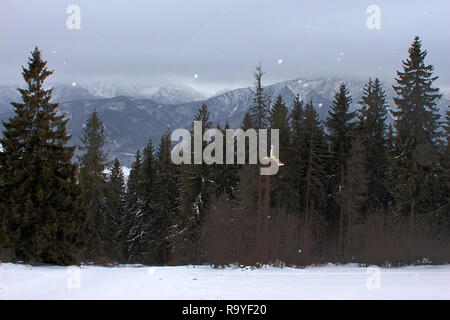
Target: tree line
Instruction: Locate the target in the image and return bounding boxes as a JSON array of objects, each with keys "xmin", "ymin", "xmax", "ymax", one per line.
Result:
[{"xmin": 0, "ymin": 36, "xmax": 449, "ymax": 266}]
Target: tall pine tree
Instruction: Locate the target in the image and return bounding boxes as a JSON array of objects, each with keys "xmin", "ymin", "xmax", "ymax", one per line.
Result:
[
  {"xmin": 0, "ymin": 47, "xmax": 84, "ymax": 265},
  {"xmin": 127, "ymin": 140, "xmax": 156, "ymax": 263},
  {"xmin": 123, "ymin": 150, "xmax": 145, "ymax": 262},
  {"xmin": 249, "ymin": 64, "xmax": 270, "ymax": 130},
  {"xmin": 175, "ymin": 104, "xmax": 215, "ymax": 263},
  {"xmin": 357, "ymin": 78, "xmax": 389, "ymax": 211},
  {"xmin": 152, "ymin": 131, "xmax": 180, "ymax": 264},
  {"xmin": 301, "ymin": 100, "xmax": 328, "ymax": 231},
  {"xmin": 268, "ymin": 95, "xmax": 291, "ymax": 208},
  {"xmin": 104, "ymin": 158, "xmax": 127, "ymax": 261},
  {"xmin": 288, "ymin": 95, "xmax": 305, "ymax": 214},
  {"xmin": 325, "ymin": 83, "xmax": 356, "ymax": 254},
  {"xmin": 390, "ymin": 36, "xmax": 443, "ymax": 230},
  {"xmin": 77, "ymin": 110, "xmax": 108, "ymax": 260}
]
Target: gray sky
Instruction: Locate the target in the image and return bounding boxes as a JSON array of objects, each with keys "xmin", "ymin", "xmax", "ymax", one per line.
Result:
[{"xmin": 1, "ymin": 0, "xmax": 449, "ymax": 95}]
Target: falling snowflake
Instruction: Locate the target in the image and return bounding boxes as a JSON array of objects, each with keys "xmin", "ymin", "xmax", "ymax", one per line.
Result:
[
  {"xmin": 298, "ymin": 80, "xmax": 302, "ymax": 84},
  {"xmin": 337, "ymin": 57, "xmax": 342, "ymax": 62},
  {"xmin": 304, "ymin": 83, "xmax": 308, "ymax": 87},
  {"xmin": 71, "ymin": 82, "xmax": 77, "ymax": 87},
  {"xmin": 340, "ymin": 52, "xmax": 344, "ymax": 56},
  {"xmin": 194, "ymin": 74, "xmax": 199, "ymax": 79},
  {"xmin": 319, "ymin": 103, "xmax": 323, "ymax": 107},
  {"xmin": 277, "ymin": 59, "xmax": 283, "ymax": 64},
  {"xmin": 52, "ymin": 50, "xmax": 56, "ymax": 54}
]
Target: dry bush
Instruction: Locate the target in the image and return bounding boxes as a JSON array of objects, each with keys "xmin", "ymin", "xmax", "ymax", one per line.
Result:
[
  {"xmin": 349, "ymin": 210, "xmax": 450, "ymax": 266},
  {"xmin": 202, "ymin": 196, "xmax": 240, "ymax": 267},
  {"xmin": 267, "ymin": 209, "xmax": 314, "ymax": 266},
  {"xmin": 91, "ymin": 255, "xmax": 119, "ymax": 266},
  {"xmin": 0, "ymin": 247, "xmax": 16, "ymax": 263},
  {"xmin": 199, "ymin": 196, "xmax": 450, "ymax": 268},
  {"xmin": 202, "ymin": 199, "xmax": 320, "ymax": 267}
]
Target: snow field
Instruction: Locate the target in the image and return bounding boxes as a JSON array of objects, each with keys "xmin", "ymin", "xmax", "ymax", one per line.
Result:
[{"xmin": 1, "ymin": 263, "xmax": 449, "ymax": 300}]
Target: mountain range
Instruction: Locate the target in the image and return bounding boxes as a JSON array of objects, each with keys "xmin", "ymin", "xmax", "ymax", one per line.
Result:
[{"xmin": 0, "ymin": 78, "xmax": 448, "ymax": 166}]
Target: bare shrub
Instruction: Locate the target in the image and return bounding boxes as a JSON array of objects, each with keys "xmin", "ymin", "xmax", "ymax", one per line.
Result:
[
  {"xmin": 202, "ymin": 196, "xmax": 239, "ymax": 267},
  {"xmin": 350, "ymin": 209, "xmax": 450, "ymax": 266}
]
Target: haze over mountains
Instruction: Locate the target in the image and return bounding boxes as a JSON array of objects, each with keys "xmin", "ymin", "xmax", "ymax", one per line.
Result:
[{"xmin": 0, "ymin": 78, "xmax": 448, "ymax": 166}]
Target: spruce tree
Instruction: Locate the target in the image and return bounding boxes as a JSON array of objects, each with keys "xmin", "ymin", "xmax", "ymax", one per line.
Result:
[
  {"xmin": 268, "ymin": 95, "xmax": 291, "ymax": 208},
  {"xmin": 175, "ymin": 104, "xmax": 215, "ymax": 263},
  {"xmin": 442, "ymin": 109, "xmax": 450, "ymax": 213},
  {"xmin": 152, "ymin": 131, "xmax": 180, "ymax": 264},
  {"xmin": 288, "ymin": 95, "xmax": 305, "ymax": 213},
  {"xmin": 0, "ymin": 47, "xmax": 84, "ymax": 265},
  {"xmin": 123, "ymin": 150, "xmax": 145, "ymax": 262},
  {"xmin": 126, "ymin": 150, "xmax": 145, "ymax": 210},
  {"xmin": 385, "ymin": 123, "xmax": 396, "ymax": 209},
  {"xmin": 241, "ymin": 111, "xmax": 254, "ymax": 131},
  {"xmin": 211, "ymin": 121, "xmax": 240, "ymax": 200},
  {"xmin": 325, "ymin": 83, "xmax": 356, "ymax": 253},
  {"xmin": 127, "ymin": 140, "xmax": 156, "ymax": 264},
  {"xmin": 236, "ymin": 114, "xmax": 260, "ymax": 262},
  {"xmin": 104, "ymin": 158, "xmax": 127, "ymax": 261},
  {"xmin": 249, "ymin": 64, "xmax": 270, "ymax": 130},
  {"xmin": 248, "ymin": 65, "xmax": 270, "ymax": 218},
  {"xmin": 341, "ymin": 137, "xmax": 369, "ymax": 260},
  {"xmin": 432, "ymin": 109, "xmax": 450, "ymax": 239},
  {"xmin": 357, "ymin": 78, "xmax": 389, "ymax": 211},
  {"xmin": 182, "ymin": 104, "xmax": 215, "ymax": 215},
  {"xmin": 390, "ymin": 36, "xmax": 443, "ymax": 229},
  {"xmin": 77, "ymin": 110, "xmax": 108, "ymax": 259},
  {"xmin": 237, "ymin": 111, "xmax": 259, "ymax": 221},
  {"xmin": 302, "ymin": 100, "xmax": 328, "ymax": 231},
  {"xmin": 442, "ymin": 109, "xmax": 450, "ymax": 207}
]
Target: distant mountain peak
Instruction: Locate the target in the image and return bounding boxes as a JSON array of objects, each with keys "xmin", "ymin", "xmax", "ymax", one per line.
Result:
[{"xmin": 82, "ymin": 81, "xmax": 206, "ymax": 104}]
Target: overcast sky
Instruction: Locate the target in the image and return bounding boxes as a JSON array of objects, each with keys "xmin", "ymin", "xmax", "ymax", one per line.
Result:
[{"xmin": 1, "ymin": 0, "xmax": 449, "ymax": 95}]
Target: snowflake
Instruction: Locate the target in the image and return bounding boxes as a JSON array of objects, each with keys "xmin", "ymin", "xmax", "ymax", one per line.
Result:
[
  {"xmin": 194, "ymin": 74, "xmax": 199, "ymax": 79},
  {"xmin": 71, "ymin": 82, "xmax": 77, "ymax": 87},
  {"xmin": 277, "ymin": 59, "xmax": 283, "ymax": 64}
]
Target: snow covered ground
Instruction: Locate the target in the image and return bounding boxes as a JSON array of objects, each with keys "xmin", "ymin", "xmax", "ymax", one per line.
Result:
[{"xmin": 0, "ymin": 263, "xmax": 449, "ymax": 300}]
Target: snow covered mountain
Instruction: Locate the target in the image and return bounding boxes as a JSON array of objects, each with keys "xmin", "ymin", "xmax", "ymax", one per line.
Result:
[
  {"xmin": 0, "ymin": 85, "xmax": 20, "ymax": 113},
  {"xmin": 83, "ymin": 82, "xmax": 206, "ymax": 104},
  {"xmin": 172, "ymin": 77, "xmax": 400, "ymax": 130},
  {"xmin": 0, "ymin": 78, "xmax": 448, "ymax": 166}
]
